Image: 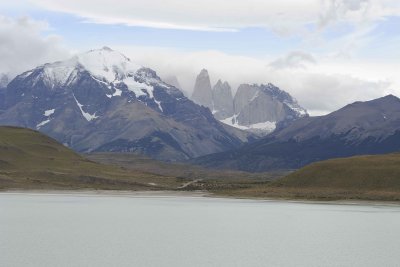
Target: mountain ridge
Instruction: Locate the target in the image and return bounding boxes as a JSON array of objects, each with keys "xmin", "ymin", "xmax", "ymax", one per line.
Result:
[{"xmin": 192, "ymin": 95, "xmax": 400, "ymax": 172}]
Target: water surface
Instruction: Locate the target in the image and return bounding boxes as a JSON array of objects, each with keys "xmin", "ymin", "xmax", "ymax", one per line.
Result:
[{"xmin": 1, "ymin": 192, "xmax": 400, "ymax": 267}]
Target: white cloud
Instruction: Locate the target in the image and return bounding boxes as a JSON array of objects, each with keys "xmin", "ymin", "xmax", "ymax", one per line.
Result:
[
  {"xmin": 269, "ymin": 51, "xmax": 317, "ymax": 69},
  {"xmin": 114, "ymin": 45, "xmax": 399, "ymax": 115},
  {"xmin": 30, "ymin": 0, "xmax": 400, "ymax": 33},
  {"xmin": 0, "ymin": 16, "xmax": 71, "ymax": 79},
  {"xmin": 319, "ymin": 0, "xmax": 400, "ymax": 28}
]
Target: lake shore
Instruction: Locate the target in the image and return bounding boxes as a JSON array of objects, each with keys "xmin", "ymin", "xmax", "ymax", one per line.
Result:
[{"xmin": 2, "ymin": 189, "xmax": 400, "ymax": 207}]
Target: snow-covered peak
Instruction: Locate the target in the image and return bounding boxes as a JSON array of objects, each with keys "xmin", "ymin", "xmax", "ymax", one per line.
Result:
[
  {"xmin": 15, "ymin": 47, "xmax": 185, "ymax": 117},
  {"xmin": 75, "ymin": 47, "xmax": 141, "ymax": 82},
  {"xmin": 36, "ymin": 47, "xmax": 141, "ymax": 88}
]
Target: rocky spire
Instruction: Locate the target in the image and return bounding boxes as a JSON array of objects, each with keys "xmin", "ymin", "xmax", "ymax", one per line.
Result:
[
  {"xmin": 191, "ymin": 69, "xmax": 213, "ymax": 109},
  {"xmin": 212, "ymin": 80, "xmax": 234, "ymax": 120}
]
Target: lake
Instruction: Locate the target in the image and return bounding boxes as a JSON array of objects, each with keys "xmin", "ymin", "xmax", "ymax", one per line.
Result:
[{"xmin": 1, "ymin": 192, "xmax": 400, "ymax": 267}]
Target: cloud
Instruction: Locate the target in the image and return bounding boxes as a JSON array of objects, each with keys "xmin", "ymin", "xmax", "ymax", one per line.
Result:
[
  {"xmin": 319, "ymin": 0, "xmax": 400, "ymax": 28},
  {"xmin": 30, "ymin": 0, "xmax": 400, "ymax": 33},
  {"xmin": 0, "ymin": 16, "xmax": 71, "ymax": 79},
  {"xmin": 114, "ymin": 45, "xmax": 399, "ymax": 115},
  {"xmin": 269, "ymin": 51, "xmax": 317, "ymax": 69},
  {"xmin": 270, "ymin": 71, "xmax": 394, "ymax": 115}
]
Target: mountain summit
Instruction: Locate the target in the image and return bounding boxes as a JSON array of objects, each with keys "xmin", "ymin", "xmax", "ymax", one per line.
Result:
[
  {"xmin": 191, "ymin": 69, "xmax": 213, "ymax": 109},
  {"xmin": 0, "ymin": 48, "xmax": 254, "ymax": 161}
]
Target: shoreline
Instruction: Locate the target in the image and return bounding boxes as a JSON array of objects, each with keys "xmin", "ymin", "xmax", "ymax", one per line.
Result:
[{"xmin": 2, "ymin": 189, "xmax": 400, "ymax": 207}]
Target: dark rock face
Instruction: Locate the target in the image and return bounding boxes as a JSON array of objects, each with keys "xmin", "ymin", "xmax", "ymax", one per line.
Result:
[
  {"xmin": 0, "ymin": 48, "xmax": 254, "ymax": 161},
  {"xmin": 192, "ymin": 95, "xmax": 400, "ymax": 172}
]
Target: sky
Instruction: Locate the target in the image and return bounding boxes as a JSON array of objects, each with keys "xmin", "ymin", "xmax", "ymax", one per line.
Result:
[{"xmin": 0, "ymin": 0, "xmax": 399, "ymax": 115}]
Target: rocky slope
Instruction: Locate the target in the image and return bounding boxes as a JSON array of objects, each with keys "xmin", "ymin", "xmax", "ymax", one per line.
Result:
[
  {"xmin": 192, "ymin": 95, "xmax": 400, "ymax": 172},
  {"xmin": 0, "ymin": 47, "xmax": 254, "ymax": 161}
]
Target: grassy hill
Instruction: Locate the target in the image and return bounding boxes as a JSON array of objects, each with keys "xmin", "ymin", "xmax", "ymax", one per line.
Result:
[
  {"xmin": 217, "ymin": 153, "xmax": 400, "ymax": 201},
  {"xmin": 0, "ymin": 126, "xmax": 184, "ymax": 190},
  {"xmin": 276, "ymin": 153, "xmax": 400, "ymax": 190}
]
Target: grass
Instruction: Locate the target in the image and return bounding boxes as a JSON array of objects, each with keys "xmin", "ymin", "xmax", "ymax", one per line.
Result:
[
  {"xmin": 277, "ymin": 153, "xmax": 400, "ymax": 190},
  {"xmin": 87, "ymin": 152, "xmax": 284, "ymax": 181},
  {"xmin": 0, "ymin": 126, "xmax": 185, "ymax": 190},
  {"xmin": 3, "ymin": 126, "xmax": 400, "ymax": 202},
  {"xmin": 212, "ymin": 154, "xmax": 400, "ymax": 201}
]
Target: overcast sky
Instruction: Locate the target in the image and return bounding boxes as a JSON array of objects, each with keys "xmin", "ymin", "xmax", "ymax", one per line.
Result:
[{"xmin": 1, "ymin": 0, "xmax": 399, "ymax": 115}]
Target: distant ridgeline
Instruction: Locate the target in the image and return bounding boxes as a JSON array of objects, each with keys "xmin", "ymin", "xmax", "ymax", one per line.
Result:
[{"xmin": 193, "ymin": 95, "xmax": 400, "ymax": 172}]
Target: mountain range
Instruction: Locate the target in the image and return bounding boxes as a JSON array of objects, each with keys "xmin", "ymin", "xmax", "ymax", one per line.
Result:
[
  {"xmin": 2, "ymin": 47, "xmax": 399, "ymax": 173},
  {"xmin": 193, "ymin": 95, "xmax": 400, "ymax": 172},
  {"xmin": 190, "ymin": 69, "xmax": 308, "ymax": 134},
  {"xmin": 0, "ymin": 47, "xmax": 254, "ymax": 161}
]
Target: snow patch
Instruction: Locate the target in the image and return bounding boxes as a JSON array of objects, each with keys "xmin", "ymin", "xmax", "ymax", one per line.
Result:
[
  {"xmin": 124, "ymin": 78, "xmax": 154, "ymax": 98},
  {"xmin": 154, "ymin": 99, "xmax": 163, "ymax": 112},
  {"xmin": 44, "ymin": 109, "xmax": 55, "ymax": 116},
  {"xmin": 106, "ymin": 88, "xmax": 122, "ymax": 98},
  {"xmin": 73, "ymin": 94, "xmax": 98, "ymax": 121},
  {"xmin": 284, "ymin": 101, "xmax": 308, "ymax": 117},
  {"xmin": 113, "ymin": 88, "xmax": 122, "ymax": 97},
  {"xmin": 220, "ymin": 115, "xmax": 276, "ymax": 133},
  {"xmin": 36, "ymin": 119, "xmax": 51, "ymax": 129},
  {"xmin": 248, "ymin": 121, "xmax": 276, "ymax": 131}
]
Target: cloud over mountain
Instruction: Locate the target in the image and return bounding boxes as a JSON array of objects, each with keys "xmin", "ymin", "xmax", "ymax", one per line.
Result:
[{"xmin": 0, "ymin": 16, "xmax": 71, "ymax": 79}]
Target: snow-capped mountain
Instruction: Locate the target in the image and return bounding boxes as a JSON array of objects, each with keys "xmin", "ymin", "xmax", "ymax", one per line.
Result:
[
  {"xmin": 189, "ymin": 69, "xmax": 308, "ymax": 135},
  {"xmin": 0, "ymin": 47, "xmax": 254, "ymax": 161}
]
